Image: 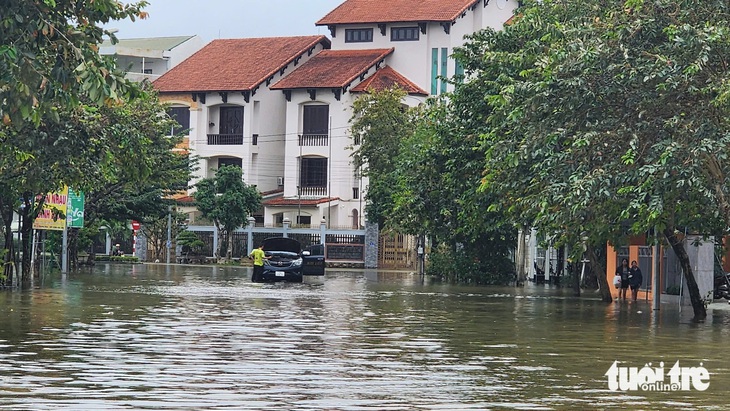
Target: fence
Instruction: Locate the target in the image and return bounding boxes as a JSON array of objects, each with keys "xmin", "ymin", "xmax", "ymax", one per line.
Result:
[{"xmin": 175, "ymin": 220, "xmax": 368, "ymax": 265}]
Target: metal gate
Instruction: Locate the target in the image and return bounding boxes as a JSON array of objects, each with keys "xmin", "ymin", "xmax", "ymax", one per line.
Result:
[{"xmin": 378, "ymin": 232, "xmax": 416, "ymax": 269}]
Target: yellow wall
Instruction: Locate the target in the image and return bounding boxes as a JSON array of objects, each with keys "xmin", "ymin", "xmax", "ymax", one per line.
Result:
[{"xmin": 605, "ymin": 244, "xmax": 654, "ymax": 301}]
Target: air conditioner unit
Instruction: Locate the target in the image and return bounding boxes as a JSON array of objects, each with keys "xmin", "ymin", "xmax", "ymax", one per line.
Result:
[{"xmin": 277, "ymin": 176, "xmax": 284, "ymax": 186}]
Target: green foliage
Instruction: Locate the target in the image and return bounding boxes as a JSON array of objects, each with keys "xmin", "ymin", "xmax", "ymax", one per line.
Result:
[
  {"xmin": 427, "ymin": 243, "xmax": 515, "ymax": 285},
  {"xmin": 0, "ymin": 85, "xmax": 191, "ymax": 275},
  {"xmin": 0, "ymin": 0, "xmax": 149, "ymax": 127},
  {"xmin": 176, "ymin": 230, "xmax": 205, "ymax": 255},
  {"xmin": 96, "ymin": 255, "xmax": 140, "ymax": 263},
  {"xmin": 142, "ymin": 209, "xmax": 188, "ymax": 262},
  {"xmin": 194, "ymin": 165, "xmax": 260, "ymax": 261},
  {"xmin": 466, "ymin": 0, "xmax": 730, "ymax": 315},
  {"xmin": 350, "ymin": 83, "xmax": 516, "ymax": 284},
  {"xmin": 349, "ymin": 87, "xmax": 415, "ymax": 226}
]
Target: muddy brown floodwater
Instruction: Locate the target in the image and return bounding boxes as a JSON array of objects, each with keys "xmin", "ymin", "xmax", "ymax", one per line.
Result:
[{"xmin": 0, "ymin": 264, "xmax": 728, "ymax": 410}]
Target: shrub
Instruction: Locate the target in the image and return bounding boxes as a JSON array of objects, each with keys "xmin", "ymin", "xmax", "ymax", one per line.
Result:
[{"xmin": 427, "ymin": 243, "xmax": 514, "ymax": 285}]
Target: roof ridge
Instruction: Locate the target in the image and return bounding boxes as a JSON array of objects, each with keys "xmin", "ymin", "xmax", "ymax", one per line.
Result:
[
  {"xmin": 316, "ymin": 0, "xmax": 480, "ymax": 25},
  {"xmin": 270, "ymin": 48, "xmax": 394, "ymax": 90},
  {"xmin": 154, "ymin": 35, "xmax": 331, "ymax": 93}
]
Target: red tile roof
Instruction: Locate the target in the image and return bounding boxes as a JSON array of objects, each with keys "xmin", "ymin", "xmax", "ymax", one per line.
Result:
[
  {"xmin": 317, "ymin": 0, "xmax": 479, "ymax": 25},
  {"xmin": 173, "ymin": 195, "xmax": 195, "ymax": 203},
  {"xmin": 351, "ymin": 66, "xmax": 428, "ymax": 95},
  {"xmin": 261, "ymin": 188, "xmax": 284, "ymax": 197},
  {"xmin": 271, "ymin": 49, "xmax": 394, "ymax": 90},
  {"xmin": 154, "ymin": 36, "xmax": 330, "ymax": 93},
  {"xmin": 264, "ymin": 197, "xmax": 340, "ymax": 206}
]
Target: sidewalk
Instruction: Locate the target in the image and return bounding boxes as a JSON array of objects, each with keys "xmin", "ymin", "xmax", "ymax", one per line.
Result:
[{"xmin": 709, "ymin": 300, "xmax": 730, "ymax": 311}]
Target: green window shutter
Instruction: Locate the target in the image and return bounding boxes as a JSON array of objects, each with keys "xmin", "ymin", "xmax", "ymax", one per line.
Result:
[
  {"xmin": 455, "ymin": 59, "xmax": 464, "ymax": 82},
  {"xmin": 431, "ymin": 48, "xmax": 439, "ymax": 95},
  {"xmin": 440, "ymin": 47, "xmax": 448, "ymax": 94}
]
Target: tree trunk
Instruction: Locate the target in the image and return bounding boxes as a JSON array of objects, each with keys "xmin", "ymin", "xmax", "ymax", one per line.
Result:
[
  {"xmin": 586, "ymin": 246, "xmax": 612, "ymax": 302},
  {"xmin": 572, "ymin": 259, "xmax": 581, "ymax": 297},
  {"xmin": 214, "ymin": 224, "xmax": 223, "ymax": 263},
  {"xmin": 2, "ymin": 226, "xmax": 13, "ymax": 286},
  {"xmin": 663, "ymin": 227, "xmax": 707, "ymax": 322},
  {"xmin": 226, "ymin": 231, "xmax": 233, "ymax": 262},
  {"xmin": 20, "ymin": 214, "xmax": 32, "ymax": 287}
]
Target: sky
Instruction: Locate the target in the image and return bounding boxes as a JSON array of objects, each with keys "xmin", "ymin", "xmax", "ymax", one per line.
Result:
[{"xmin": 107, "ymin": 0, "xmax": 345, "ymax": 42}]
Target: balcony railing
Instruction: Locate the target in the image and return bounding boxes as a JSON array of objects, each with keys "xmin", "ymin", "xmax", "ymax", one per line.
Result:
[
  {"xmin": 298, "ymin": 186, "xmax": 327, "ymax": 196},
  {"xmin": 207, "ymin": 134, "xmax": 243, "ymax": 145},
  {"xmin": 299, "ymin": 134, "xmax": 328, "ymax": 147}
]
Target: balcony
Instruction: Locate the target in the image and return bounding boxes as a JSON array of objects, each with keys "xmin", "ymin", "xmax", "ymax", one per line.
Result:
[
  {"xmin": 299, "ymin": 134, "xmax": 328, "ymax": 147},
  {"xmin": 124, "ymin": 72, "xmax": 161, "ymax": 83},
  {"xmin": 298, "ymin": 186, "xmax": 327, "ymax": 196},
  {"xmin": 207, "ymin": 134, "xmax": 243, "ymax": 145}
]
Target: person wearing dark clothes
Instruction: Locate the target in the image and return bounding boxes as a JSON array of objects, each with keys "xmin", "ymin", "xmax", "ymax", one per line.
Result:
[
  {"xmin": 617, "ymin": 258, "xmax": 630, "ymax": 301},
  {"xmin": 629, "ymin": 260, "xmax": 643, "ymax": 302}
]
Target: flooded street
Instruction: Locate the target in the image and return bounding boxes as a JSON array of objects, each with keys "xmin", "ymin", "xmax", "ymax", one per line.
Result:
[{"xmin": 0, "ymin": 264, "xmax": 729, "ymax": 410}]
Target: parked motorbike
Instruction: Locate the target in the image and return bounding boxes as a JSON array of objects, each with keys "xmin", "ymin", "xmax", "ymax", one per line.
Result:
[{"xmin": 714, "ymin": 273, "xmax": 730, "ymax": 300}]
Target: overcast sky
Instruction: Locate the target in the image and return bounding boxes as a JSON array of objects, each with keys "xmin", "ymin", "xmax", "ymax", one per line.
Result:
[{"xmin": 106, "ymin": 0, "xmax": 344, "ymax": 41}]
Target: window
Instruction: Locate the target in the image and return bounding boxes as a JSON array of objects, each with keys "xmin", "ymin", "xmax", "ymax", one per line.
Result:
[
  {"xmin": 431, "ymin": 48, "xmax": 438, "ymax": 95},
  {"xmin": 345, "ymin": 28, "xmax": 373, "ymax": 43},
  {"xmin": 143, "ymin": 68, "xmax": 153, "ymax": 74},
  {"xmin": 219, "ymin": 106, "xmax": 243, "ymax": 135},
  {"xmin": 167, "ymin": 106, "xmax": 190, "ymax": 136},
  {"xmin": 440, "ymin": 47, "xmax": 448, "ymax": 94},
  {"xmin": 300, "ymin": 157, "xmax": 327, "ymax": 187},
  {"xmin": 303, "ymin": 105, "xmax": 329, "ymax": 135},
  {"xmin": 218, "ymin": 157, "xmax": 242, "ymax": 169},
  {"xmin": 297, "ymin": 215, "xmax": 311, "ymax": 226},
  {"xmin": 352, "ymin": 187, "xmax": 360, "ymax": 199},
  {"xmin": 391, "ymin": 27, "xmax": 419, "ymax": 41},
  {"xmin": 455, "ymin": 59, "xmax": 465, "ymax": 83}
]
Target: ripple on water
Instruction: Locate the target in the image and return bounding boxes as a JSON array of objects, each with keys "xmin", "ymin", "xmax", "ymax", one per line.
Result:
[{"xmin": 0, "ymin": 267, "xmax": 726, "ymax": 410}]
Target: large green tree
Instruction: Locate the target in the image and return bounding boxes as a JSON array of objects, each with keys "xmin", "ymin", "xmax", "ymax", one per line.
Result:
[
  {"xmin": 0, "ymin": 0, "xmax": 147, "ymax": 127},
  {"xmin": 472, "ymin": 0, "xmax": 730, "ymax": 320},
  {"xmin": 0, "ymin": 87, "xmax": 192, "ymax": 280},
  {"xmin": 350, "ymin": 86, "xmax": 515, "ymax": 284},
  {"xmin": 194, "ymin": 166, "xmax": 261, "ymax": 262},
  {"xmin": 350, "ymin": 87, "xmax": 416, "ymax": 227}
]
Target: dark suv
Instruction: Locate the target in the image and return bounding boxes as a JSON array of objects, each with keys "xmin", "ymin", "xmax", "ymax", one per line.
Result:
[{"xmin": 259, "ymin": 237, "xmax": 325, "ymax": 282}]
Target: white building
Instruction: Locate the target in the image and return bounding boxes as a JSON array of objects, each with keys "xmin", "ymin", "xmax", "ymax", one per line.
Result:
[
  {"xmin": 154, "ymin": 0, "xmax": 517, "ymax": 229},
  {"xmin": 100, "ymin": 35, "xmax": 204, "ymax": 82},
  {"xmin": 153, "ymin": 36, "xmax": 332, "ymax": 224},
  {"xmin": 264, "ymin": 0, "xmax": 517, "ymax": 228}
]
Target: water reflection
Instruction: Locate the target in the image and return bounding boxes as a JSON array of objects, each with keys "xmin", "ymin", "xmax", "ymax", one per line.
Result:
[{"xmin": 0, "ymin": 264, "xmax": 727, "ymax": 410}]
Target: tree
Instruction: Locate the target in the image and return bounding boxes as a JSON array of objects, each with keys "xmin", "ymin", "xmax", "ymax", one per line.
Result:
[
  {"xmin": 176, "ymin": 230, "xmax": 206, "ymax": 261},
  {"xmin": 0, "ymin": 86, "xmax": 192, "ymax": 280},
  {"xmin": 350, "ymin": 87, "xmax": 416, "ymax": 226},
  {"xmin": 470, "ymin": 0, "xmax": 730, "ymax": 320},
  {"xmin": 194, "ymin": 166, "xmax": 261, "ymax": 263},
  {"xmin": 0, "ymin": 0, "xmax": 148, "ymax": 127},
  {"xmin": 141, "ymin": 208, "xmax": 188, "ymax": 263},
  {"xmin": 350, "ymin": 85, "xmax": 516, "ymax": 284}
]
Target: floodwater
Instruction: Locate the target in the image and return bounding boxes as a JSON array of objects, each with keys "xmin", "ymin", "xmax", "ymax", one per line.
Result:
[{"xmin": 0, "ymin": 265, "xmax": 729, "ymax": 410}]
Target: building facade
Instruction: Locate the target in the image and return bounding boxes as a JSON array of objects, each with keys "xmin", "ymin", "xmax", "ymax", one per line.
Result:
[
  {"xmin": 100, "ymin": 35, "xmax": 204, "ymax": 82},
  {"xmin": 153, "ymin": 0, "xmax": 518, "ymax": 229}
]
